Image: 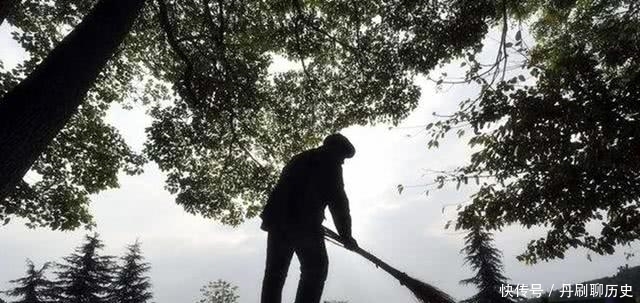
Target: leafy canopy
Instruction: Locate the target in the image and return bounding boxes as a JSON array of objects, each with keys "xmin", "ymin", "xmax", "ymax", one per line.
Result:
[
  {"xmin": 427, "ymin": 0, "xmax": 640, "ymax": 263},
  {"xmin": 1, "ymin": 0, "xmax": 496, "ymax": 229}
]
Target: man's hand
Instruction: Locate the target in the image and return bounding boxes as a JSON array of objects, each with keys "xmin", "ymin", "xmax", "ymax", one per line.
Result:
[{"xmin": 342, "ymin": 236, "xmax": 359, "ymax": 251}]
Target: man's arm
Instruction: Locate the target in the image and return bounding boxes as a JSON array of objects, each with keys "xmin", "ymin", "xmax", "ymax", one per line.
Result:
[
  {"xmin": 327, "ymin": 165, "xmax": 358, "ymax": 249},
  {"xmin": 328, "ymin": 187, "xmax": 352, "ymax": 238}
]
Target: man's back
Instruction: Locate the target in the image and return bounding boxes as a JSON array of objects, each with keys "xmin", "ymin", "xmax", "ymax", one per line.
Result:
[{"xmin": 260, "ymin": 148, "xmax": 345, "ymax": 233}]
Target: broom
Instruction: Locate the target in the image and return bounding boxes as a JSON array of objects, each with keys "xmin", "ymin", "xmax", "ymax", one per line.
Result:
[{"xmin": 323, "ymin": 227, "xmax": 456, "ymax": 303}]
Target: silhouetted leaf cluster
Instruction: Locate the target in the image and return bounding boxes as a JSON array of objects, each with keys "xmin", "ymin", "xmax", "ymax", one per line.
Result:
[
  {"xmin": 1, "ymin": 0, "xmax": 497, "ymax": 229},
  {"xmin": 426, "ymin": 0, "xmax": 640, "ymax": 263}
]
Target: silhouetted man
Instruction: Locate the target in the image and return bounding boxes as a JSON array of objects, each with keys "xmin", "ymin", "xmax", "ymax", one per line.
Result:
[{"xmin": 260, "ymin": 133, "xmax": 358, "ymax": 303}]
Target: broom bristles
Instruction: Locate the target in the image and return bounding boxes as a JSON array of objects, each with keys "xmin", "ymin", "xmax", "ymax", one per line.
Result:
[
  {"xmin": 403, "ymin": 275, "xmax": 456, "ymax": 303},
  {"xmin": 323, "ymin": 227, "xmax": 455, "ymax": 303}
]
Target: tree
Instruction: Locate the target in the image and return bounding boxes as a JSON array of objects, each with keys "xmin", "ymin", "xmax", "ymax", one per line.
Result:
[
  {"xmin": 109, "ymin": 241, "xmax": 153, "ymax": 303},
  {"xmin": 1, "ymin": 0, "xmax": 498, "ymax": 229},
  {"xmin": 460, "ymin": 225, "xmax": 513, "ymax": 303},
  {"xmin": 197, "ymin": 280, "xmax": 239, "ymax": 303},
  {"xmin": 0, "ymin": 0, "xmax": 146, "ymax": 229},
  {"xmin": 55, "ymin": 233, "xmax": 115, "ymax": 303},
  {"xmin": 422, "ymin": 0, "xmax": 640, "ymax": 263},
  {"xmin": 0, "ymin": 0, "xmax": 20, "ymax": 25},
  {"xmin": 2, "ymin": 260, "xmax": 57, "ymax": 303}
]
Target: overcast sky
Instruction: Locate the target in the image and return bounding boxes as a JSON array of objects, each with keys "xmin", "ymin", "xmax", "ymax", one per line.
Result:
[{"xmin": 0, "ymin": 22, "xmax": 636, "ymax": 303}]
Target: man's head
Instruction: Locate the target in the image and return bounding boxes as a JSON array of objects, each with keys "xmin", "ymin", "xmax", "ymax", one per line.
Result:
[{"xmin": 322, "ymin": 133, "xmax": 355, "ymax": 160}]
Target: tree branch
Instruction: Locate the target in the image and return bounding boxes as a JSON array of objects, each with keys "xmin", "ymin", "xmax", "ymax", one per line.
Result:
[{"xmin": 156, "ymin": 0, "xmax": 199, "ymax": 106}]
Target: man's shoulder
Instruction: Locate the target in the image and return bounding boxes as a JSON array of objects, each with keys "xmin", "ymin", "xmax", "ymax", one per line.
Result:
[
  {"xmin": 290, "ymin": 148, "xmax": 319, "ymax": 163},
  {"xmin": 280, "ymin": 149, "xmax": 316, "ymax": 175},
  {"xmin": 289, "ymin": 148, "xmax": 342, "ymax": 171}
]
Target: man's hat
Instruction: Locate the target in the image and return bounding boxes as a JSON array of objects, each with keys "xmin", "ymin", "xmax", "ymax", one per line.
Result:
[{"xmin": 323, "ymin": 133, "xmax": 355, "ymax": 158}]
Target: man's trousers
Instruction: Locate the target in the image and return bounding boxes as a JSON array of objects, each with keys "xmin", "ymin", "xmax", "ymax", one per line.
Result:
[{"xmin": 260, "ymin": 229, "xmax": 328, "ymax": 303}]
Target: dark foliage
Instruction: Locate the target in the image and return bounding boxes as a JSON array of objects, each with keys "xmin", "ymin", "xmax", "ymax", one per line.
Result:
[
  {"xmin": 460, "ymin": 226, "xmax": 513, "ymax": 303},
  {"xmin": 423, "ymin": 0, "xmax": 640, "ymax": 263},
  {"xmin": 0, "ymin": 0, "xmax": 145, "ymax": 230},
  {"xmin": 2, "ymin": 260, "xmax": 57, "ymax": 303},
  {"xmin": 54, "ymin": 233, "xmax": 115, "ymax": 303},
  {"xmin": 1, "ymin": 0, "xmax": 496, "ymax": 229},
  {"xmin": 109, "ymin": 241, "xmax": 153, "ymax": 303},
  {"xmin": 1, "ymin": 235, "xmax": 157, "ymax": 303}
]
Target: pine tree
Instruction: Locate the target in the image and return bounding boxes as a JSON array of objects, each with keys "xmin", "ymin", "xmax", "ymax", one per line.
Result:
[
  {"xmin": 109, "ymin": 241, "xmax": 152, "ymax": 303},
  {"xmin": 460, "ymin": 225, "xmax": 514, "ymax": 303},
  {"xmin": 55, "ymin": 233, "xmax": 114, "ymax": 303},
  {"xmin": 3, "ymin": 260, "xmax": 56, "ymax": 303}
]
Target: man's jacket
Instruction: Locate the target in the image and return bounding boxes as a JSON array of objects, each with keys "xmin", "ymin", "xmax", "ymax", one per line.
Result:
[{"xmin": 260, "ymin": 147, "xmax": 352, "ymax": 238}]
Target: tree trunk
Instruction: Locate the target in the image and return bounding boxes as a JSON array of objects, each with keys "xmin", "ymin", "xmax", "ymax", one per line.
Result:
[
  {"xmin": 0, "ymin": 0, "xmax": 20, "ymax": 25},
  {"xmin": 0, "ymin": 0, "xmax": 146, "ymax": 202}
]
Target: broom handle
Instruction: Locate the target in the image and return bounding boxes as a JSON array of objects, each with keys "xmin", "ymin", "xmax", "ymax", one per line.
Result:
[{"xmin": 323, "ymin": 227, "xmax": 409, "ymax": 283}]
